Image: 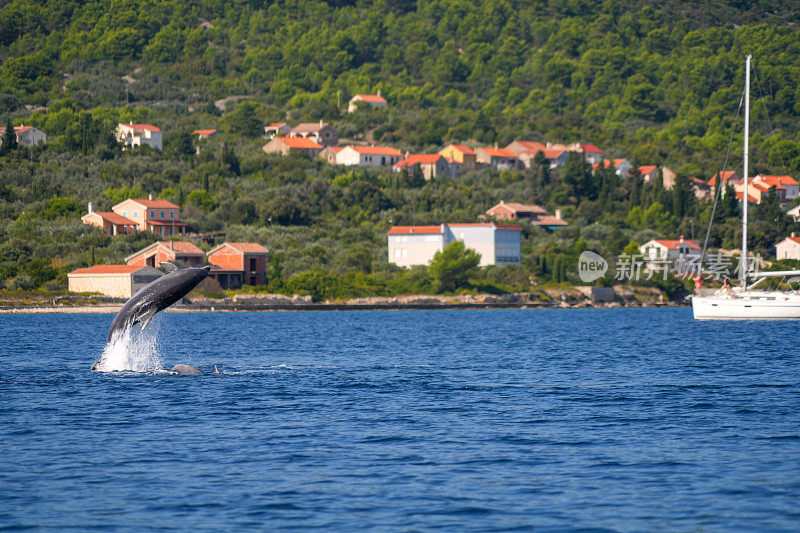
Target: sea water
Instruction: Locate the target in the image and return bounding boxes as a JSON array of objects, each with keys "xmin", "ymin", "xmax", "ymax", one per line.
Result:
[{"xmin": 1, "ymin": 308, "xmax": 798, "ymax": 531}]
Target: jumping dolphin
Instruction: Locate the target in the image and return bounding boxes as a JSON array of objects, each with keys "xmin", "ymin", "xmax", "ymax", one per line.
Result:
[{"xmin": 107, "ymin": 262, "xmax": 211, "ymax": 342}]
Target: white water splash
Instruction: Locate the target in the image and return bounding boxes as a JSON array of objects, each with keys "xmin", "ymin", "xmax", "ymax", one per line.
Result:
[{"xmin": 93, "ymin": 318, "xmax": 164, "ymax": 372}]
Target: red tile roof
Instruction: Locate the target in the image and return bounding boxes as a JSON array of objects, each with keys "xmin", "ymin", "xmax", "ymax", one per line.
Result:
[
  {"xmin": 354, "ymin": 94, "xmax": 387, "ymax": 104},
  {"xmin": 735, "ymin": 191, "xmax": 758, "ymax": 203},
  {"xmin": 85, "ymin": 211, "xmax": 138, "ymax": 225},
  {"xmin": 157, "ymin": 241, "xmax": 204, "ymax": 254},
  {"xmin": 214, "ymin": 242, "xmax": 268, "ymax": 254},
  {"xmin": 352, "ymin": 145, "xmax": 403, "ymax": 156},
  {"xmin": 0, "ymin": 126, "xmax": 33, "ymax": 133},
  {"xmin": 580, "ymin": 143, "xmax": 603, "ymax": 153},
  {"xmin": 395, "ymin": 154, "xmax": 444, "ymax": 167},
  {"xmin": 388, "ymin": 225, "xmax": 443, "ymax": 235},
  {"xmin": 708, "ymin": 171, "xmax": 738, "ymax": 186},
  {"xmin": 192, "ymin": 129, "xmax": 217, "ymax": 135},
  {"xmin": 279, "ymin": 136, "xmax": 323, "ymax": 149},
  {"xmin": 542, "ymin": 148, "xmax": 565, "ymax": 159},
  {"xmin": 122, "ymin": 123, "xmax": 161, "ymax": 133},
  {"xmin": 758, "ymin": 175, "xmax": 798, "ymax": 187},
  {"xmin": 480, "ymin": 147, "xmax": 518, "ymax": 159},
  {"xmin": 784, "ymin": 236, "xmax": 800, "ymax": 245},
  {"xmin": 131, "ymin": 198, "xmax": 181, "ymax": 209},
  {"xmin": 70, "ymin": 265, "xmax": 143, "ymax": 275},
  {"xmin": 638, "ymin": 165, "xmax": 657, "ymax": 175},
  {"xmin": 653, "ymin": 239, "xmax": 702, "ymax": 250}
]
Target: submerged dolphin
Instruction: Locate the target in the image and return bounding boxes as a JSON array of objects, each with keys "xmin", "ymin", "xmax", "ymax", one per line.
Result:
[
  {"xmin": 171, "ymin": 364, "xmax": 203, "ymax": 375},
  {"xmin": 107, "ymin": 263, "xmax": 210, "ymax": 342}
]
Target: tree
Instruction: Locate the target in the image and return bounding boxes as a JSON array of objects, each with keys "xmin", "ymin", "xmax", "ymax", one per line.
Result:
[
  {"xmin": 429, "ymin": 240, "xmax": 481, "ymax": 292},
  {"xmin": 0, "ymin": 118, "xmax": 17, "ymax": 155}
]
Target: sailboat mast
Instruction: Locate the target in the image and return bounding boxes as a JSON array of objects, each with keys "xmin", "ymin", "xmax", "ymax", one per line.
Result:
[{"xmin": 741, "ymin": 54, "xmax": 751, "ymax": 285}]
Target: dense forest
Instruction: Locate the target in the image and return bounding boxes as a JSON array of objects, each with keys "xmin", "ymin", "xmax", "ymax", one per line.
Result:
[{"xmin": 1, "ymin": 0, "xmax": 800, "ymax": 298}]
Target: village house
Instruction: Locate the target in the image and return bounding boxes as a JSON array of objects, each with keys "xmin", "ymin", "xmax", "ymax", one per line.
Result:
[
  {"xmin": 707, "ymin": 170, "xmax": 740, "ymax": 190},
  {"xmin": 0, "ymin": 125, "xmax": 47, "ymax": 147},
  {"xmin": 787, "ymin": 204, "xmax": 800, "ymax": 221},
  {"xmin": 754, "ymin": 175, "xmax": 799, "ymax": 201},
  {"xmin": 319, "ymin": 146, "xmax": 344, "ymax": 165},
  {"xmin": 112, "ymin": 197, "xmax": 187, "ymax": 236},
  {"xmin": 263, "ymin": 136, "xmax": 323, "ymax": 157},
  {"xmin": 485, "ymin": 201, "xmax": 567, "ymax": 230},
  {"xmin": 638, "ymin": 165, "xmax": 659, "ymax": 182},
  {"xmin": 289, "ymin": 121, "xmax": 338, "ymax": 147},
  {"xmin": 336, "ymin": 145, "xmax": 404, "ymax": 167},
  {"xmin": 661, "ymin": 166, "xmax": 677, "ymax": 189},
  {"xmin": 126, "ymin": 241, "xmax": 205, "ymax": 269},
  {"xmin": 68, "ymin": 265, "xmax": 163, "ymax": 298},
  {"xmin": 542, "ymin": 148, "xmax": 569, "ymax": 169},
  {"xmin": 81, "ymin": 203, "xmax": 137, "ymax": 235},
  {"xmin": 476, "ymin": 146, "xmax": 521, "ymax": 170},
  {"xmin": 579, "ymin": 143, "xmax": 604, "ymax": 165},
  {"xmin": 207, "ymin": 242, "xmax": 268, "ymax": 288},
  {"xmin": 191, "ymin": 129, "xmax": 218, "ymax": 139},
  {"xmin": 439, "ymin": 144, "xmax": 477, "ymax": 173},
  {"xmin": 593, "ymin": 159, "xmax": 632, "ymax": 178},
  {"xmin": 687, "ymin": 177, "xmax": 711, "ymax": 200},
  {"xmin": 264, "ymin": 122, "xmax": 291, "ymax": 139},
  {"xmin": 775, "ymin": 234, "xmax": 800, "ymax": 260},
  {"xmin": 393, "ymin": 154, "xmax": 450, "ymax": 180},
  {"xmin": 115, "ymin": 122, "xmax": 163, "ymax": 150},
  {"xmin": 388, "ymin": 223, "xmax": 522, "ymax": 268},
  {"xmin": 348, "ymin": 91, "xmax": 388, "ymax": 113},
  {"xmin": 639, "ymin": 237, "xmax": 702, "ymax": 272}
]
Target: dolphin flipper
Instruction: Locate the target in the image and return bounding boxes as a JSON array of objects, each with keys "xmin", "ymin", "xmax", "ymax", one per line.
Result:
[
  {"xmin": 160, "ymin": 261, "xmax": 178, "ymax": 273},
  {"xmin": 139, "ymin": 308, "xmax": 159, "ymax": 331}
]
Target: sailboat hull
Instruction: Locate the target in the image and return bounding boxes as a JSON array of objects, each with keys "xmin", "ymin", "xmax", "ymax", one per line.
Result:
[{"xmin": 692, "ymin": 293, "xmax": 800, "ymax": 320}]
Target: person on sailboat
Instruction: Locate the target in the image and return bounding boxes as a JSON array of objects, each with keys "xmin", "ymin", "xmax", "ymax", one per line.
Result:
[
  {"xmin": 694, "ymin": 274, "xmax": 703, "ymax": 294},
  {"xmin": 721, "ymin": 277, "xmax": 732, "ymax": 293}
]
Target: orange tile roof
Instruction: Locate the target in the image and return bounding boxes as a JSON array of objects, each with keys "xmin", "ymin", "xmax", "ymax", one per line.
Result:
[
  {"xmin": 581, "ymin": 143, "xmax": 603, "ymax": 153},
  {"xmin": 449, "ymin": 144, "xmax": 475, "ymax": 155},
  {"xmin": 638, "ymin": 165, "xmax": 657, "ymax": 175},
  {"xmin": 481, "ymin": 147, "xmax": 518, "ymax": 158},
  {"xmin": 266, "ymin": 122, "xmax": 287, "ymax": 128},
  {"xmin": 784, "ymin": 236, "xmax": 800, "ymax": 245},
  {"xmin": 388, "ymin": 225, "xmax": 443, "ymax": 235},
  {"xmin": 352, "ymin": 145, "xmax": 403, "ymax": 156},
  {"xmin": 70, "ymin": 265, "xmax": 143, "ymax": 275},
  {"xmin": 542, "ymin": 148, "xmax": 565, "ymax": 159},
  {"xmin": 708, "ymin": 171, "xmax": 738, "ymax": 186},
  {"xmin": 530, "ymin": 215, "xmax": 568, "ymax": 227},
  {"xmin": 222, "ymin": 242, "xmax": 268, "ymax": 254},
  {"xmin": 489, "ymin": 202, "xmax": 546, "ymax": 215},
  {"xmin": 511, "ymin": 141, "xmax": 546, "ymax": 153},
  {"xmin": 354, "ymin": 94, "xmax": 387, "ymax": 103},
  {"xmin": 758, "ymin": 175, "xmax": 798, "ymax": 187},
  {"xmin": 735, "ymin": 191, "xmax": 758, "ymax": 203},
  {"xmin": 653, "ymin": 239, "xmax": 701, "ymax": 250},
  {"xmin": 395, "ymin": 154, "xmax": 444, "ymax": 166},
  {"xmin": 123, "ymin": 123, "xmax": 161, "ymax": 133},
  {"xmin": 86, "ymin": 211, "xmax": 138, "ymax": 225},
  {"xmin": 131, "ymin": 198, "xmax": 180, "ymax": 209},
  {"xmin": 192, "ymin": 129, "xmax": 217, "ymax": 135},
  {"xmin": 280, "ymin": 136, "xmax": 323, "ymax": 149},
  {"xmin": 157, "ymin": 241, "xmax": 204, "ymax": 254}
]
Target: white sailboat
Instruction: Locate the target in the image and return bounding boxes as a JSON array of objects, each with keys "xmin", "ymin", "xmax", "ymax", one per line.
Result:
[{"xmin": 692, "ymin": 55, "xmax": 800, "ymax": 320}]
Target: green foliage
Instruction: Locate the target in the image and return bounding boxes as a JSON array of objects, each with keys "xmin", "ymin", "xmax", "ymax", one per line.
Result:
[{"xmin": 429, "ymin": 241, "xmax": 481, "ymax": 292}]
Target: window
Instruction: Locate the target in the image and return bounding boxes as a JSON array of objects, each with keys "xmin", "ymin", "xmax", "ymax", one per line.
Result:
[
  {"xmin": 394, "ymin": 248, "xmax": 401, "ymax": 259},
  {"xmin": 160, "ymin": 211, "xmax": 165, "ymax": 218},
  {"xmin": 150, "ymin": 211, "xmax": 155, "ymax": 218},
  {"xmin": 133, "ymin": 211, "xmax": 138, "ymax": 218},
  {"xmin": 122, "ymin": 211, "xmax": 127, "ymax": 217},
  {"xmin": 170, "ymin": 211, "xmax": 174, "ymax": 218},
  {"xmin": 402, "ymin": 248, "xmax": 408, "ymax": 258}
]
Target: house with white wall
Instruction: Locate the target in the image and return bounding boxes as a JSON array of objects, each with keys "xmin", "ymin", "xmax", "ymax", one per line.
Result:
[
  {"xmin": 115, "ymin": 122, "xmax": 162, "ymax": 150},
  {"xmin": 336, "ymin": 145, "xmax": 403, "ymax": 167},
  {"xmin": 639, "ymin": 236, "xmax": 701, "ymax": 272},
  {"xmin": 387, "ymin": 223, "xmax": 522, "ymax": 268},
  {"xmin": 775, "ymin": 234, "xmax": 800, "ymax": 260},
  {"xmin": 348, "ymin": 91, "xmax": 388, "ymax": 113}
]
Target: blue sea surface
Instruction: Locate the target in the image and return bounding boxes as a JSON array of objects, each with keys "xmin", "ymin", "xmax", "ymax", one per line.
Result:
[{"xmin": 1, "ymin": 308, "xmax": 799, "ymax": 531}]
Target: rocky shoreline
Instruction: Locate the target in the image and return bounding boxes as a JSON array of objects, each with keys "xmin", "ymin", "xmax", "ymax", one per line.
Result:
[{"xmin": 0, "ymin": 286, "xmax": 687, "ymax": 314}]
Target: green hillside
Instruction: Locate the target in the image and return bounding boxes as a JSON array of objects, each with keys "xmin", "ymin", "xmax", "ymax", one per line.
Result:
[{"xmin": 1, "ymin": 0, "xmax": 799, "ymax": 297}]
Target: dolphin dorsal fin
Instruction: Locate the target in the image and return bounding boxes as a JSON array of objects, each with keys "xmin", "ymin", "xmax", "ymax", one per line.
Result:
[{"xmin": 160, "ymin": 261, "xmax": 178, "ymax": 273}]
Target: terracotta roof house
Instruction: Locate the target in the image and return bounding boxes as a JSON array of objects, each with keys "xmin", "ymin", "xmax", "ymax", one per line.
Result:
[
  {"xmin": 336, "ymin": 145, "xmax": 404, "ymax": 167},
  {"xmin": 264, "ymin": 122, "xmax": 291, "ymax": 139},
  {"xmin": 263, "ymin": 136, "xmax": 323, "ymax": 157},
  {"xmin": 68, "ymin": 265, "xmax": 163, "ymax": 298},
  {"xmin": 115, "ymin": 122, "xmax": 162, "ymax": 150},
  {"xmin": 81, "ymin": 203, "xmax": 138, "ymax": 235},
  {"xmin": 638, "ymin": 165, "xmax": 659, "ymax": 182},
  {"xmin": 775, "ymin": 233, "xmax": 800, "ymax": 260},
  {"xmin": 319, "ymin": 145, "xmax": 344, "ymax": 165},
  {"xmin": 476, "ymin": 147, "xmax": 521, "ymax": 170},
  {"xmin": 592, "ymin": 159, "xmax": 632, "ymax": 178},
  {"xmin": 505, "ymin": 141, "xmax": 547, "ymax": 156},
  {"xmin": 289, "ymin": 121, "xmax": 338, "ymax": 147},
  {"xmin": 112, "ymin": 196, "xmax": 187, "ymax": 236},
  {"xmin": 126, "ymin": 241, "xmax": 205, "ymax": 269},
  {"xmin": 707, "ymin": 171, "xmax": 740, "ymax": 187},
  {"xmin": 207, "ymin": 242, "xmax": 268, "ymax": 288},
  {"xmin": 687, "ymin": 177, "xmax": 711, "ymax": 200},
  {"xmin": 580, "ymin": 143, "xmax": 604, "ymax": 164},
  {"xmin": 348, "ymin": 91, "xmax": 388, "ymax": 113},
  {"xmin": 0, "ymin": 125, "xmax": 47, "ymax": 147},
  {"xmin": 439, "ymin": 144, "xmax": 477, "ymax": 173},
  {"xmin": 485, "ymin": 201, "xmax": 567, "ymax": 230},
  {"xmin": 191, "ymin": 129, "xmax": 218, "ymax": 139},
  {"xmin": 639, "ymin": 236, "xmax": 702, "ymax": 272},
  {"xmin": 393, "ymin": 154, "xmax": 450, "ymax": 180},
  {"xmin": 388, "ymin": 223, "xmax": 523, "ymax": 267},
  {"xmin": 755, "ymin": 175, "xmax": 799, "ymax": 201}
]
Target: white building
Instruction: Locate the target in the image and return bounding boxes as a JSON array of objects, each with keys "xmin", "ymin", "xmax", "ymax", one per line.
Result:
[
  {"xmin": 348, "ymin": 91, "xmax": 388, "ymax": 113},
  {"xmin": 115, "ymin": 122, "xmax": 163, "ymax": 150},
  {"xmin": 336, "ymin": 145, "xmax": 403, "ymax": 167},
  {"xmin": 387, "ymin": 223, "xmax": 522, "ymax": 268},
  {"xmin": 639, "ymin": 237, "xmax": 702, "ymax": 271},
  {"xmin": 68, "ymin": 265, "xmax": 163, "ymax": 298},
  {"xmin": 0, "ymin": 125, "xmax": 47, "ymax": 147},
  {"xmin": 775, "ymin": 234, "xmax": 800, "ymax": 260}
]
